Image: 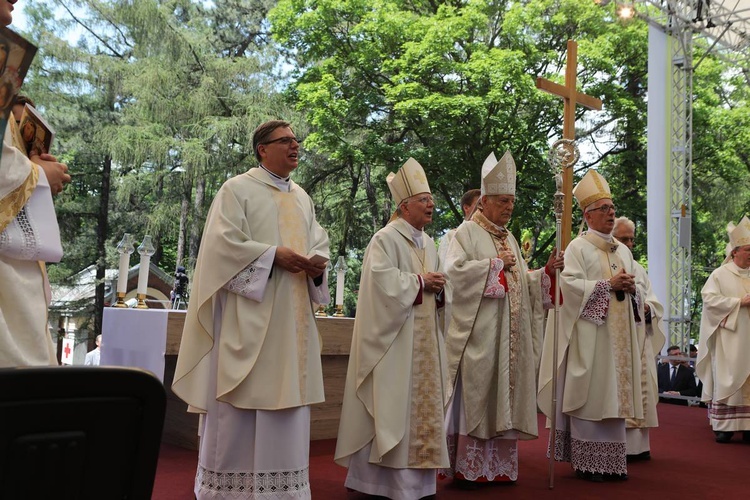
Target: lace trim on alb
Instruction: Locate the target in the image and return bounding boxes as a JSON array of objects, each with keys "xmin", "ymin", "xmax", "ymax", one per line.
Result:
[
  {"xmin": 570, "ymin": 437, "xmax": 627, "ymax": 475},
  {"xmin": 223, "ymin": 262, "xmax": 261, "ymax": 298},
  {"xmin": 483, "ymin": 257, "xmax": 506, "ymax": 299},
  {"xmin": 548, "ymin": 429, "xmax": 572, "ymax": 462},
  {"xmin": 580, "ymin": 280, "xmax": 610, "ymax": 326},
  {"xmin": 196, "ymin": 465, "xmax": 310, "ymax": 497},
  {"xmin": 0, "ymin": 205, "xmax": 39, "ymax": 260},
  {"xmin": 453, "ymin": 436, "xmax": 518, "ymax": 481},
  {"xmin": 440, "ymin": 433, "xmax": 458, "ymax": 478}
]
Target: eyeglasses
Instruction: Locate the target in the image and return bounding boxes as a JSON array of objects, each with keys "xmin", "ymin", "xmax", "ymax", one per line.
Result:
[
  {"xmin": 617, "ymin": 236, "xmax": 635, "ymax": 243},
  {"xmin": 262, "ymin": 136, "xmax": 300, "ymax": 146},
  {"xmin": 586, "ymin": 204, "xmax": 616, "ymax": 214},
  {"xmin": 412, "ymin": 195, "xmax": 434, "ymax": 204}
]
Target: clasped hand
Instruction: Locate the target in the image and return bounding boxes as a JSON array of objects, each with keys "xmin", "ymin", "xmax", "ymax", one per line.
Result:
[
  {"xmin": 31, "ymin": 153, "xmax": 70, "ymax": 196},
  {"xmin": 273, "ymin": 247, "xmax": 327, "ymax": 278},
  {"xmin": 545, "ymin": 248, "xmax": 565, "ymax": 272},
  {"xmin": 498, "ymin": 250, "xmax": 517, "ymax": 268},
  {"xmin": 421, "ymin": 272, "xmax": 446, "ymax": 294},
  {"xmin": 609, "ymin": 268, "xmax": 636, "ymax": 294}
]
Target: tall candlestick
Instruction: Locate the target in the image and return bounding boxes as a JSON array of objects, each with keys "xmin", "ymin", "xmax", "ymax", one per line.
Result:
[
  {"xmin": 115, "ymin": 234, "xmax": 134, "ymax": 307},
  {"xmin": 117, "ymin": 253, "xmax": 129, "ymax": 293},
  {"xmin": 136, "ymin": 235, "xmax": 155, "ymax": 308},
  {"xmin": 334, "ymin": 256, "xmax": 347, "ymax": 317}
]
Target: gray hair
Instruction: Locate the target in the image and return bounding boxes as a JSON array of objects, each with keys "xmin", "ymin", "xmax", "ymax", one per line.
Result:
[{"xmin": 613, "ymin": 216, "xmax": 635, "ymax": 233}]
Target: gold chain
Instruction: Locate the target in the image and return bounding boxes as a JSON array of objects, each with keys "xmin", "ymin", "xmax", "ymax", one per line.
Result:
[{"xmin": 410, "ymin": 245, "xmax": 427, "ymax": 273}]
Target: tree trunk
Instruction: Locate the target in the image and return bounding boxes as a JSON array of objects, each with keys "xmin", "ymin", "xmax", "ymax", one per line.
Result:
[
  {"xmin": 94, "ymin": 154, "xmax": 111, "ymax": 336},
  {"xmin": 176, "ymin": 172, "xmax": 193, "ymax": 271},
  {"xmin": 152, "ymin": 170, "xmax": 165, "ymax": 266},
  {"xmin": 188, "ymin": 173, "xmax": 206, "ymax": 268},
  {"xmin": 339, "ymin": 161, "xmax": 360, "ymax": 257}
]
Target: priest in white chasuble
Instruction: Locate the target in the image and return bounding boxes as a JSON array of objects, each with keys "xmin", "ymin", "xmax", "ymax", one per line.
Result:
[
  {"xmin": 538, "ymin": 169, "xmax": 646, "ymax": 482},
  {"xmin": 335, "ymin": 158, "xmax": 452, "ymax": 500},
  {"xmin": 697, "ymin": 216, "xmax": 750, "ymax": 444},
  {"xmin": 612, "ymin": 216, "xmax": 666, "ymax": 461},
  {"xmin": 172, "ymin": 120, "xmax": 331, "ymax": 500},
  {"xmin": 441, "ymin": 151, "xmax": 559, "ymax": 486},
  {"xmin": 1, "ymin": 97, "xmax": 68, "ymax": 367}
]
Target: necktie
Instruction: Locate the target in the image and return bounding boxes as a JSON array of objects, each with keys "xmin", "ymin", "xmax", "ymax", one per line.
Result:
[{"xmin": 670, "ymin": 366, "xmax": 677, "ymax": 387}]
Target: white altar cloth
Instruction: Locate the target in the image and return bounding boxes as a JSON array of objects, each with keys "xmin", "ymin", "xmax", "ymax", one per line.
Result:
[{"xmin": 100, "ymin": 308, "xmax": 180, "ymax": 381}]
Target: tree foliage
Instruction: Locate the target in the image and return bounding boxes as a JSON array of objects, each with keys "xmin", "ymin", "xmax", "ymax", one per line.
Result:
[
  {"xmin": 14, "ymin": 0, "xmax": 750, "ymax": 325},
  {"xmin": 21, "ymin": 0, "xmax": 298, "ymax": 332}
]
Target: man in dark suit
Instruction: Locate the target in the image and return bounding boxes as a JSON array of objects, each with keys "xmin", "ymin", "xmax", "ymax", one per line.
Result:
[{"xmin": 658, "ymin": 345, "xmax": 698, "ymax": 405}]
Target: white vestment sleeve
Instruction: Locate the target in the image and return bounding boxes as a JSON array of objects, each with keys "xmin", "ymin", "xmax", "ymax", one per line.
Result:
[
  {"xmin": 483, "ymin": 257, "xmax": 506, "ymax": 298},
  {"xmin": 308, "ymin": 271, "xmax": 331, "ymax": 305},
  {"xmin": 0, "ymin": 168, "xmax": 62, "ymax": 262},
  {"xmin": 222, "ymin": 246, "xmax": 276, "ymax": 302}
]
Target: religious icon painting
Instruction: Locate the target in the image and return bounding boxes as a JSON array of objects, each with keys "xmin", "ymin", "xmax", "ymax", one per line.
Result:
[
  {"xmin": 16, "ymin": 103, "xmax": 54, "ymax": 157},
  {"xmin": 0, "ymin": 26, "xmax": 37, "ymax": 162},
  {"xmin": 0, "ymin": 27, "xmax": 36, "ymax": 113}
]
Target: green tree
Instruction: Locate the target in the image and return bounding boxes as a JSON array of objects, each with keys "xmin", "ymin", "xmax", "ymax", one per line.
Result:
[
  {"xmin": 21, "ymin": 0, "xmax": 298, "ymax": 332},
  {"xmin": 271, "ymin": 0, "xmax": 652, "ymax": 266}
]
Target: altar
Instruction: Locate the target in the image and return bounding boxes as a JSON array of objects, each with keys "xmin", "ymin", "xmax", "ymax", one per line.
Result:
[{"xmin": 101, "ymin": 308, "xmax": 353, "ymax": 449}]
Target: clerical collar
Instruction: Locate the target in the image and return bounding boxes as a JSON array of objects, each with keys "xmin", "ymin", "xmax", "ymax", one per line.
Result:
[
  {"xmin": 587, "ymin": 228, "xmax": 613, "ymax": 242},
  {"xmin": 729, "ymin": 261, "xmax": 750, "ymax": 277},
  {"xmin": 401, "ymin": 219, "xmax": 425, "ymax": 249},
  {"xmin": 259, "ymin": 164, "xmax": 291, "ymax": 192}
]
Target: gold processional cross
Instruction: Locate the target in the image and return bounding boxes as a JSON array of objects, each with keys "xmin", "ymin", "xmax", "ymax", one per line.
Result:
[{"xmin": 536, "ymin": 40, "xmax": 602, "ymax": 249}]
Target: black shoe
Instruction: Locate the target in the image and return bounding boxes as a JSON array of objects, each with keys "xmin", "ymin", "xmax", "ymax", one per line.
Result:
[
  {"xmin": 626, "ymin": 450, "xmax": 651, "ymax": 462},
  {"xmin": 743, "ymin": 431, "xmax": 750, "ymax": 443},
  {"xmin": 576, "ymin": 469, "xmax": 604, "ymax": 483},
  {"xmin": 715, "ymin": 431, "xmax": 734, "ymax": 443},
  {"xmin": 453, "ymin": 478, "xmax": 480, "ymax": 490},
  {"xmin": 604, "ymin": 472, "xmax": 628, "ymax": 481}
]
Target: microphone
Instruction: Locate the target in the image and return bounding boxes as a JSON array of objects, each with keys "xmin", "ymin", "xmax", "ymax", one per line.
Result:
[{"xmin": 616, "ymin": 290, "xmax": 625, "ymax": 302}]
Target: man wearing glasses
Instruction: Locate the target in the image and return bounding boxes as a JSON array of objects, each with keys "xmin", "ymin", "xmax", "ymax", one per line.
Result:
[
  {"xmin": 336, "ymin": 158, "xmax": 451, "ymax": 500},
  {"xmin": 612, "ymin": 216, "xmax": 666, "ymax": 462},
  {"xmin": 173, "ymin": 120, "xmax": 331, "ymax": 499},
  {"xmin": 539, "ymin": 170, "xmax": 647, "ymax": 483}
]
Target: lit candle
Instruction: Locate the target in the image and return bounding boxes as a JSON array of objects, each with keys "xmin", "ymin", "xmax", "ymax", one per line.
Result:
[
  {"xmin": 334, "ymin": 256, "xmax": 347, "ymax": 306},
  {"xmin": 116, "ymin": 234, "xmax": 134, "ymax": 294},
  {"xmin": 137, "ymin": 235, "xmax": 155, "ymax": 296}
]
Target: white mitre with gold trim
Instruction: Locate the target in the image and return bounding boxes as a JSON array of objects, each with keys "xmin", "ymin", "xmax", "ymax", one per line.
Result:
[
  {"xmin": 386, "ymin": 157, "xmax": 431, "ymax": 205},
  {"xmin": 481, "ymin": 150, "xmax": 516, "ymax": 196},
  {"xmin": 573, "ymin": 169, "xmax": 612, "ymax": 210},
  {"xmin": 727, "ymin": 215, "xmax": 750, "ymax": 249}
]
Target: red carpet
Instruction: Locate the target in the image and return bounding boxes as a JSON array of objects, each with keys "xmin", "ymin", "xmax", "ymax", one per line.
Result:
[{"xmin": 153, "ymin": 403, "xmax": 750, "ymax": 499}]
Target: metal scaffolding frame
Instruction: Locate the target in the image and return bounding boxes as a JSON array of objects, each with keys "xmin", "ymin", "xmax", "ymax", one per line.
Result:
[
  {"xmin": 667, "ymin": 18, "xmax": 693, "ymax": 351},
  {"xmin": 623, "ymin": 1, "xmax": 750, "ymax": 348},
  {"xmin": 637, "ymin": 0, "xmax": 750, "ymax": 72}
]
